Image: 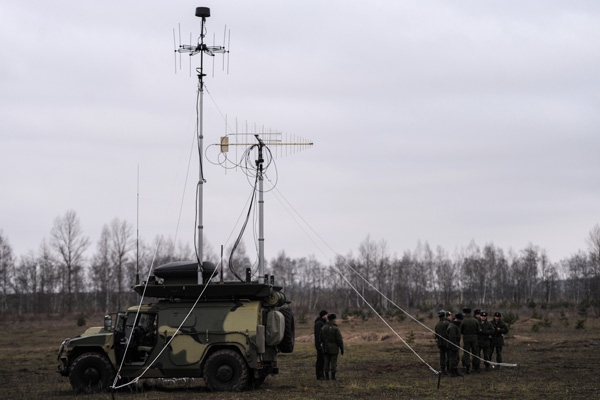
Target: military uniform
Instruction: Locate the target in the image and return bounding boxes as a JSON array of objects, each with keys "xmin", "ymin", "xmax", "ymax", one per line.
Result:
[
  {"xmin": 447, "ymin": 313, "xmax": 463, "ymax": 377},
  {"xmin": 434, "ymin": 311, "xmax": 450, "ymax": 374},
  {"xmin": 314, "ymin": 311, "xmax": 327, "ymax": 380},
  {"xmin": 320, "ymin": 314, "xmax": 344, "ymax": 380},
  {"xmin": 491, "ymin": 312, "xmax": 509, "ymax": 366},
  {"xmin": 460, "ymin": 308, "xmax": 480, "ymax": 372},
  {"xmin": 477, "ymin": 311, "xmax": 495, "ymax": 370}
]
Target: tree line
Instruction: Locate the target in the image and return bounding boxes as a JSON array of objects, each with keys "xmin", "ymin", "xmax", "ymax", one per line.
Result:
[{"xmin": 1, "ymin": 210, "xmax": 599, "ymax": 317}]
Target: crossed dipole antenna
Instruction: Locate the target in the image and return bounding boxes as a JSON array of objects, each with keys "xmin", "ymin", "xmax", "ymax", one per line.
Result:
[{"xmin": 174, "ymin": 7, "xmax": 230, "ymax": 78}]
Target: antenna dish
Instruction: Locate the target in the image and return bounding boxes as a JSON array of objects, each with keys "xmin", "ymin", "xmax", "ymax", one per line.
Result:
[{"xmin": 195, "ymin": 7, "xmax": 210, "ymax": 18}]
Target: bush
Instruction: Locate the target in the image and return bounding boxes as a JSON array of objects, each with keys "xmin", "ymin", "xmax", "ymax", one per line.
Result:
[
  {"xmin": 578, "ymin": 300, "xmax": 591, "ymax": 319},
  {"xmin": 559, "ymin": 310, "xmax": 569, "ymax": 327},
  {"xmin": 575, "ymin": 320, "xmax": 586, "ymax": 330},
  {"xmin": 76, "ymin": 313, "xmax": 87, "ymax": 327},
  {"xmin": 298, "ymin": 311, "xmax": 307, "ymax": 324},
  {"xmin": 503, "ymin": 311, "xmax": 519, "ymax": 329}
]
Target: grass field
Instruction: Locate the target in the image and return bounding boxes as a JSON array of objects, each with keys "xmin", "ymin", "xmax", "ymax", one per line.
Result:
[{"xmin": 1, "ymin": 310, "xmax": 599, "ymax": 399}]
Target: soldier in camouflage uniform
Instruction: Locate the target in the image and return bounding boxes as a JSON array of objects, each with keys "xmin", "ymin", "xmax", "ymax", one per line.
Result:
[
  {"xmin": 491, "ymin": 311, "xmax": 509, "ymax": 368},
  {"xmin": 478, "ymin": 311, "xmax": 495, "ymax": 371},
  {"xmin": 320, "ymin": 313, "xmax": 344, "ymax": 381},
  {"xmin": 460, "ymin": 307, "xmax": 480, "ymax": 373},
  {"xmin": 447, "ymin": 312, "xmax": 463, "ymax": 377},
  {"xmin": 434, "ymin": 310, "xmax": 450, "ymax": 374}
]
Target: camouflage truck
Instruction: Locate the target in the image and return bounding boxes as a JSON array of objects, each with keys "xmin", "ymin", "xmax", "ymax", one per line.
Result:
[{"xmin": 57, "ymin": 261, "xmax": 294, "ymax": 393}]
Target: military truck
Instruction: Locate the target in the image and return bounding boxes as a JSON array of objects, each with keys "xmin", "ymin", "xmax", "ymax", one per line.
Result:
[{"xmin": 57, "ymin": 261, "xmax": 295, "ymax": 393}]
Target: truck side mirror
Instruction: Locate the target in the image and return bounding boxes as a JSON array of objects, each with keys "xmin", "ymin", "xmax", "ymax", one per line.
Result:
[{"xmin": 104, "ymin": 315, "xmax": 113, "ymax": 331}]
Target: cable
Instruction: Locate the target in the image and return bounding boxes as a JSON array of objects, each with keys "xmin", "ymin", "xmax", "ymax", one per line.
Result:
[{"xmin": 269, "ymin": 186, "xmax": 520, "ymax": 373}]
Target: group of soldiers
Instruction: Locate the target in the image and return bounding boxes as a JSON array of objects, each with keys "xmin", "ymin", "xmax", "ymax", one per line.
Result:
[{"xmin": 435, "ymin": 307, "xmax": 509, "ymax": 377}]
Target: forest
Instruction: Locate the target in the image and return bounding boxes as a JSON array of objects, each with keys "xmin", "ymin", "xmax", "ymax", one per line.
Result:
[{"xmin": 1, "ymin": 210, "xmax": 599, "ymax": 318}]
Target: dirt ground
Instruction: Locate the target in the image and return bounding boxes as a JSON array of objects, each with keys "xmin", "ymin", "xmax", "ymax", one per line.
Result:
[{"xmin": 1, "ymin": 311, "xmax": 599, "ymax": 399}]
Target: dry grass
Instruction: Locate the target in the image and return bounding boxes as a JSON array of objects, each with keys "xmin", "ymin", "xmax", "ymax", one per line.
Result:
[{"xmin": 1, "ymin": 311, "xmax": 599, "ymax": 399}]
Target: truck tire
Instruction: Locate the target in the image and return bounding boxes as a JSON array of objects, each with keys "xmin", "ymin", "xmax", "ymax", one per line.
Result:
[
  {"xmin": 278, "ymin": 307, "xmax": 295, "ymax": 353},
  {"xmin": 69, "ymin": 353, "xmax": 115, "ymax": 393},
  {"xmin": 203, "ymin": 349, "xmax": 249, "ymax": 391}
]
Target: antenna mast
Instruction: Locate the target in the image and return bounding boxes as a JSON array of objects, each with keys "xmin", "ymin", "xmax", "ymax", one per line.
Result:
[{"xmin": 176, "ymin": 7, "xmax": 227, "ymax": 284}]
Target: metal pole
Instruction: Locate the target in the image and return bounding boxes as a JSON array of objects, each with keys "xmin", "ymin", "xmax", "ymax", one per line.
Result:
[
  {"xmin": 196, "ymin": 17, "xmax": 206, "ymax": 284},
  {"xmin": 256, "ymin": 137, "xmax": 265, "ymax": 284}
]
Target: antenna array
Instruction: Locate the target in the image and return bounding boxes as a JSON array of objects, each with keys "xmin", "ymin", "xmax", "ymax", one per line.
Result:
[{"xmin": 174, "ymin": 7, "xmax": 230, "ymax": 77}]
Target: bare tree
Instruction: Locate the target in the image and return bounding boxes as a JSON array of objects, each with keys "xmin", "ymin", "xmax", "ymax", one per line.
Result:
[
  {"xmin": 108, "ymin": 218, "xmax": 134, "ymax": 310},
  {"xmin": 587, "ymin": 224, "xmax": 600, "ymax": 302},
  {"xmin": 37, "ymin": 240, "xmax": 57, "ymax": 314},
  {"xmin": 0, "ymin": 231, "xmax": 15, "ymax": 312},
  {"xmin": 14, "ymin": 251, "xmax": 37, "ymax": 314},
  {"xmin": 539, "ymin": 249, "xmax": 558, "ymax": 303},
  {"xmin": 91, "ymin": 225, "xmax": 112, "ymax": 313},
  {"xmin": 50, "ymin": 210, "xmax": 90, "ymax": 314},
  {"xmin": 435, "ymin": 246, "xmax": 455, "ymax": 306}
]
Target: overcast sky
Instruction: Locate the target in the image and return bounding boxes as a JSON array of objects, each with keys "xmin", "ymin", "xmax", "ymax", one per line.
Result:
[{"xmin": 2, "ymin": 1, "xmax": 599, "ymax": 268}]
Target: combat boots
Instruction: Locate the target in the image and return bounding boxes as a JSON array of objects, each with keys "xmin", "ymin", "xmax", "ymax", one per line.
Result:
[
  {"xmin": 324, "ymin": 372, "xmax": 330, "ymax": 380},
  {"xmin": 450, "ymin": 368, "xmax": 463, "ymax": 377},
  {"xmin": 331, "ymin": 372, "xmax": 338, "ymax": 381}
]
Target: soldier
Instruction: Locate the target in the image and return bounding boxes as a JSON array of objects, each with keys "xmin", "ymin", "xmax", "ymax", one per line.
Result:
[
  {"xmin": 491, "ymin": 311, "xmax": 509, "ymax": 369},
  {"xmin": 478, "ymin": 311, "xmax": 495, "ymax": 371},
  {"xmin": 320, "ymin": 313, "xmax": 344, "ymax": 381},
  {"xmin": 314, "ymin": 310, "xmax": 328, "ymax": 380},
  {"xmin": 460, "ymin": 307, "xmax": 480, "ymax": 373},
  {"xmin": 447, "ymin": 312, "xmax": 463, "ymax": 377},
  {"xmin": 434, "ymin": 310, "xmax": 450, "ymax": 374}
]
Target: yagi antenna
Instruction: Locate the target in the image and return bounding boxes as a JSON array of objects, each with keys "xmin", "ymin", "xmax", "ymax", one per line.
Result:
[{"xmin": 218, "ymin": 130, "xmax": 314, "ymax": 159}]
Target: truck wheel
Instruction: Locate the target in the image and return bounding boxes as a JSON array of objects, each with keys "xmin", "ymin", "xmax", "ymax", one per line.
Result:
[
  {"xmin": 278, "ymin": 307, "xmax": 295, "ymax": 353},
  {"xmin": 203, "ymin": 349, "xmax": 249, "ymax": 391},
  {"xmin": 69, "ymin": 353, "xmax": 115, "ymax": 393}
]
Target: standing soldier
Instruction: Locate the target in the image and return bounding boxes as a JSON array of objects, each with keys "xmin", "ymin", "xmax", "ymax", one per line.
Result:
[
  {"xmin": 478, "ymin": 311, "xmax": 495, "ymax": 371},
  {"xmin": 434, "ymin": 310, "xmax": 450, "ymax": 374},
  {"xmin": 491, "ymin": 311, "xmax": 509, "ymax": 369},
  {"xmin": 314, "ymin": 310, "xmax": 328, "ymax": 380},
  {"xmin": 460, "ymin": 307, "xmax": 480, "ymax": 373},
  {"xmin": 320, "ymin": 313, "xmax": 344, "ymax": 381},
  {"xmin": 447, "ymin": 312, "xmax": 463, "ymax": 377}
]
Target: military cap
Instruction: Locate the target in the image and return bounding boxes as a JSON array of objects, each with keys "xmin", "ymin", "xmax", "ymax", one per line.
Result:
[
  {"xmin": 445, "ymin": 311, "xmax": 452, "ymax": 317},
  {"xmin": 474, "ymin": 309, "xmax": 481, "ymax": 316},
  {"xmin": 438, "ymin": 310, "xmax": 446, "ymax": 318},
  {"xmin": 455, "ymin": 312, "xmax": 464, "ymax": 320},
  {"xmin": 463, "ymin": 307, "xmax": 472, "ymax": 314},
  {"xmin": 494, "ymin": 312, "xmax": 502, "ymax": 317},
  {"xmin": 480, "ymin": 311, "xmax": 487, "ymax": 317},
  {"xmin": 319, "ymin": 310, "xmax": 328, "ymax": 317},
  {"xmin": 328, "ymin": 313, "xmax": 337, "ymax": 320}
]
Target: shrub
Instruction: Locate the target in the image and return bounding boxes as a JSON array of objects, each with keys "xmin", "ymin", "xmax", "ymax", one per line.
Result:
[
  {"xmin": 503, "ymin": 311, "xmax": 519, "ymax": 329},
  {"xmin": 575, "ymin": 320, "xmax": 586, "ymax": 330},
  {"xmin": 578, "ymin": 299, "xmax": 590, "ymax": 319},
  {"xmin": 298, "ymin": 311, "xmax": 307, "ymax": 324},
  {"xmin": 76, "ymin": 313, "xmax": 87, "ymax": 327},
  {"xmin": 559, "ymin": 310, "xmax": 569, "ymax": 327},
  {"xmin": 531, "ymin": 310, "xmax": 542, "ymax": 320}
]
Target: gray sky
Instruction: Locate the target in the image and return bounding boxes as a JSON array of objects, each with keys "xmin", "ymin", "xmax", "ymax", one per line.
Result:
[{"xmin": 2, "ymin": 0, "xmax": 599, "ymax": 267}]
